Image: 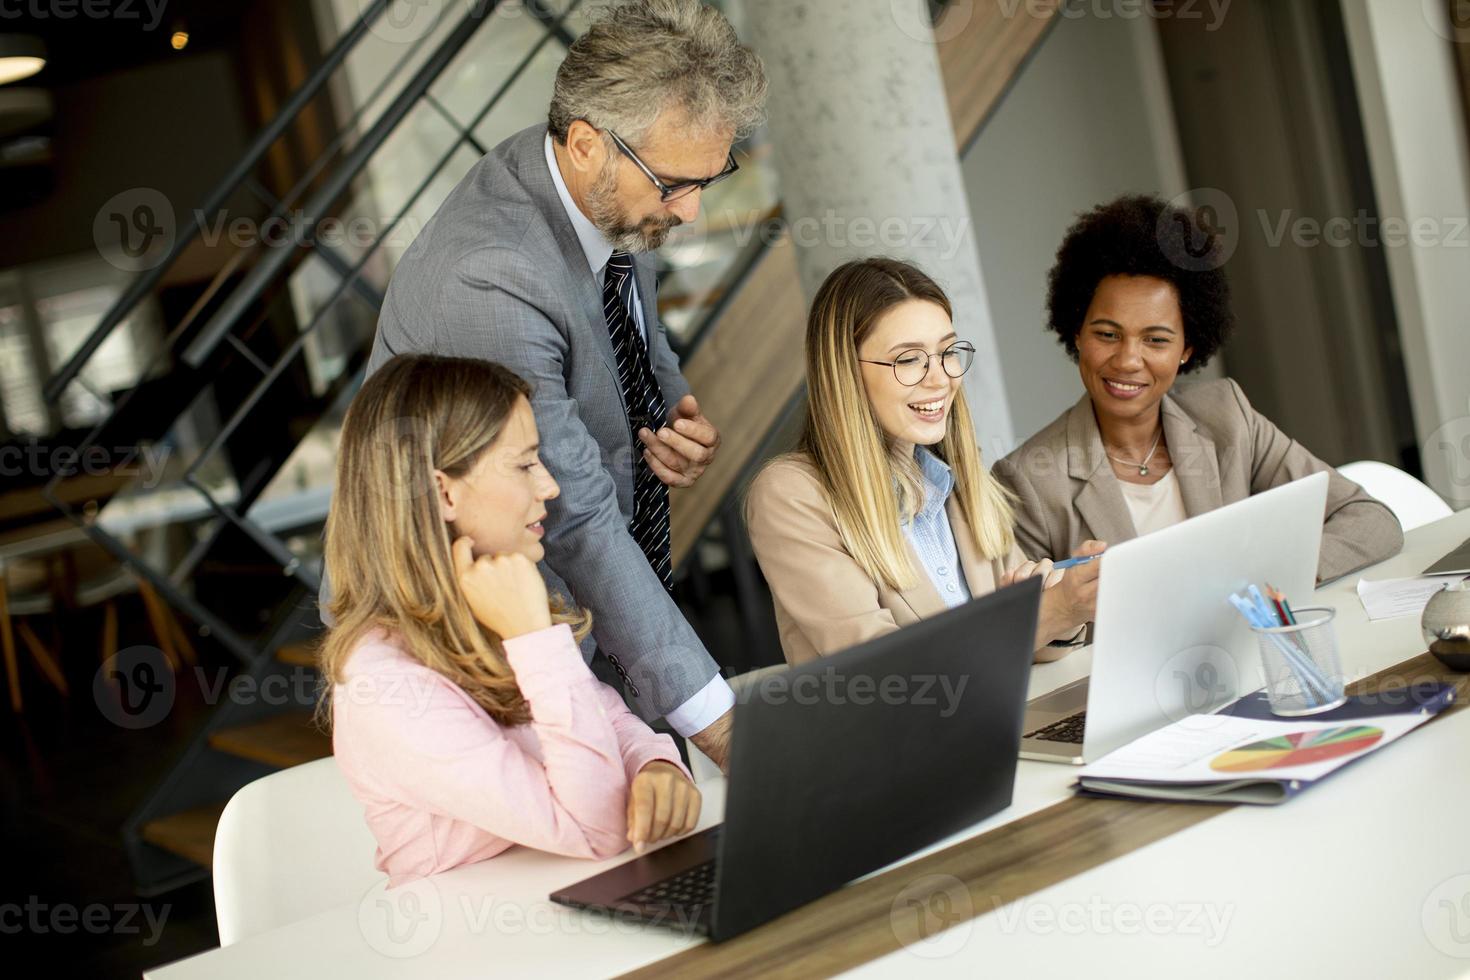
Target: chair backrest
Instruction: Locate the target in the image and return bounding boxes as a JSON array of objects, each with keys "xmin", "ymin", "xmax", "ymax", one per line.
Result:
[
  {"xmin": 213, "ymin": 756, "xmax": 383, "ymax": 946},
  {"xmin": 1337, "ymin": 460, "xmax": 1453, "ymax": 532}
]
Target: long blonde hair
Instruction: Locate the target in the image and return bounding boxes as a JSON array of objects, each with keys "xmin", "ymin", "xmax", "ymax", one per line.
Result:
[
  {"xmin": 317, "ymin": 355, "xmax": 589, "ymax": 729},
  {"xmin": 783, "ymin": 257, "xmax": 1015, "ymax": 592}
]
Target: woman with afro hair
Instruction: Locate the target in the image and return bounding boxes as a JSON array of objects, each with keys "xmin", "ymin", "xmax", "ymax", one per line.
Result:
[{"xmin": 992, "ymin": 194, "xmax": 1402, "ymax": 584}]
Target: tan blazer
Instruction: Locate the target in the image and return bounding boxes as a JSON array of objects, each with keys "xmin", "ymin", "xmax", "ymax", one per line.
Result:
[
  {"xmin": 745, "ymin": 454, "xmax": 1031, "ymax": 665},
  {"xmin": 991, "ymin": 378, "xmax": 1404, "ymax": 583}
]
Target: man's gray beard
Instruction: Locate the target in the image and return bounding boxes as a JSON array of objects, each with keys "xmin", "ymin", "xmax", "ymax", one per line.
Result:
[{"xmin": 586, "ymin": 163, "xmax": 680, "ymax": 253}]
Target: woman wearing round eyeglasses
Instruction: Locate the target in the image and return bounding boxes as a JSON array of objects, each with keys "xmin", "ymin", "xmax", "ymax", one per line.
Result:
[{"xmin": 745, "ymin": 258, "xmax": 1101, "ymax": 665}]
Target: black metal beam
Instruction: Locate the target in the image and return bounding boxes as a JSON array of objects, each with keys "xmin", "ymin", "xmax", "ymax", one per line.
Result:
[
  {"xmin": 43, "ymin": 0, "xmax": 393, "ymax": 404},
  {"xmin": 182, "ymin": 4, "xmax": 501, "ymax": 369}
]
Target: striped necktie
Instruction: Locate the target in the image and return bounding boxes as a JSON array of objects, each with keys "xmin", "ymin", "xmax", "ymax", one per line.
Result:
[{"xmin": 602, "ymin": 251, "xmax": 673, "ymax": 591}]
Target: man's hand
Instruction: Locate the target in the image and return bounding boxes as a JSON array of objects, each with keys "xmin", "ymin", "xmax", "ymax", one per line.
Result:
[
  {"xmin": 627, "ymin": 761, "xmax": 701, "ymax": 853},
  {"xmin": 639, "ymin": 394, "xmax": 720, "ymax": 489},
  {"xmin": 688, "ymin": 707, "xmax": 733, "ymax": 773}
]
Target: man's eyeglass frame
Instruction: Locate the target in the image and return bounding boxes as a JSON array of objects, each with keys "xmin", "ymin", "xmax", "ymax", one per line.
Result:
[
  {"xmin": 858, "ymin": 341, "xmax": 978, "ymax": 386},
  {"xmin": 604, "ymin": 128, "xmax": 739, "ymax": 203}
]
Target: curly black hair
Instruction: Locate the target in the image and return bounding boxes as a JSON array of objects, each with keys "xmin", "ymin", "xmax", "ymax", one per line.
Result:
[{"xmin": 1045, "ymin": 194, "xmax": 1234, "ymax": 373}]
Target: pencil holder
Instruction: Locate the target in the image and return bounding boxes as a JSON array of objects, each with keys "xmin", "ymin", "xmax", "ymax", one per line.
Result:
[{"xmin": 1249, "ymin": 606, "xmax": 1347, "ymax": 716}]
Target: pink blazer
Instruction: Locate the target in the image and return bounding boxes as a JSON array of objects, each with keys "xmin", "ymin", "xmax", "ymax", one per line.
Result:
[{"xmin": 332, "ymin": 624, "xmax": 687, "ymax": 886}]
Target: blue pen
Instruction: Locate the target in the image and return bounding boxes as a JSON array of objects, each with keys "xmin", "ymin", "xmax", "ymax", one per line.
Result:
[
  {"xmin": 1228, "ymin": 594, "xmax": 1321, "ymax": 706},
  {"xmin": 1052, "ymin": 554, "xmax": 1100, "ymax": 570},
  {"xmin": 1229, "ymin": 592, "xmax": 1333, "ymax": 704}
]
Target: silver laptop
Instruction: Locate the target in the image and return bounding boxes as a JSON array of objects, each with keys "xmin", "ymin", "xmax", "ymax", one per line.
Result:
[{"xmin": 1019, "ymin": 471, "xmax": 1329, "ymax": 764}]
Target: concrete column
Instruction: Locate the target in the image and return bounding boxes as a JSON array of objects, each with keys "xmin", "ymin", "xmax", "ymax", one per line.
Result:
[
  {"xmin": 1342, "ymin": 0, "xmax": 1470, "ymax": 508},
  {"xmin": 743, "ymin": 0, "xmax": 1016, "ymax": 454}
]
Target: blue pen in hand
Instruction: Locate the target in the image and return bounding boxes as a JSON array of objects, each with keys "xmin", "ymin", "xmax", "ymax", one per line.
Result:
[{"xmin": 1052, "ymin": 554, "xmax": 1100, "ymax": 571}]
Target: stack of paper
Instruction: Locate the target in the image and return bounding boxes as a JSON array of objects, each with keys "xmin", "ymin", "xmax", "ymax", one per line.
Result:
[{"xmin": 1356, "ymin": 575, "xmax": 1467, "ymax": 622}]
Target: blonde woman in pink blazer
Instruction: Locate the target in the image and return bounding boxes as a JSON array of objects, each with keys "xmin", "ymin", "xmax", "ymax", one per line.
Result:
[{"xmin": 319, "ymin": 354, "xmax": 698, "ymax": 886}]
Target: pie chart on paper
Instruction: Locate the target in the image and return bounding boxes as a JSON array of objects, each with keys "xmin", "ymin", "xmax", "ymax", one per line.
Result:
[{"xmin": 1209, "ymin": 725, "xmax": 1385, "ymax": 773}]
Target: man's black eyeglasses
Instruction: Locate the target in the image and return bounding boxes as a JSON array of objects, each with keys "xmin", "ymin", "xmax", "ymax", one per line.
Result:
[{"xmin": 605, "ymin": 129, "xmax": 739, "ymax": 203}]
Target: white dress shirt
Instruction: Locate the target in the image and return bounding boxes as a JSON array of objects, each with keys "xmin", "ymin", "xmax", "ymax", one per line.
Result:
[
  {"xmin": 543, "ymin": 133, "xmax": 734, "ymax": 737},
  {"xmin": 544, "ymin": 133, "xmax": 648, "ymax": 341}
]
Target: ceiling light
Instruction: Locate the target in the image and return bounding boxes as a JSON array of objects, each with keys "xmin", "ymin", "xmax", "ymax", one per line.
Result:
[
  {"xmin": 171, "ymin": 31, "xmax": 189, "ymax": 51},
  {"xmin": 0, "ymin": 35, "xmax": 46, "ymax": 86}
]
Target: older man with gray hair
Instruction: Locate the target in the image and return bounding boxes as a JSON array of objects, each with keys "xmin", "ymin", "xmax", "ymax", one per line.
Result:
[{"xmin": 364, "ymin": 0, "xmax": 767, "ymax": 767}]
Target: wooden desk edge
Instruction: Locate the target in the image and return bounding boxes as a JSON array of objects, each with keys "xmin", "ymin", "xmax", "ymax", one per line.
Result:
[{"xmin": 619, "ymin": 652, "xmax": 1469, "ymax": 979}]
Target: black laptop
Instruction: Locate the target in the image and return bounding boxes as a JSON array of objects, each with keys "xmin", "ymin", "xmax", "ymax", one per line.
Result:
[{"xmin": 549, "ymin": 576, "xmax": 1042, "ymax": 942}]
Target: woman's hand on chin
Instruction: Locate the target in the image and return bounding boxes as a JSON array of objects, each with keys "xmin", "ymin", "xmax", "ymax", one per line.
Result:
[{"xmin": 452, "ymin": 535, "xmax": 551, "ymax": 639}]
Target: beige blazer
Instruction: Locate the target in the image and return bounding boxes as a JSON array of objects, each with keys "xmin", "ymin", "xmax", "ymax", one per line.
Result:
[
  {"xmin": 991, "ymin": 378, "xmax": 1404, "ymax": 583},
  {"xmin": 745, "ymin": 454, "xmax": 1031, "ymax": 665}
]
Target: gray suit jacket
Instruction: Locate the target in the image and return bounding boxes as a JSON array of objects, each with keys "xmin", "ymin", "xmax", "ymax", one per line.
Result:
[
  {"xmin": 991, "ymin": 378, "xmax": 1404, "ymax": 583},
  {"xmin": 365, "ymin": 123, "xmax": 716, "ymax": 720}
]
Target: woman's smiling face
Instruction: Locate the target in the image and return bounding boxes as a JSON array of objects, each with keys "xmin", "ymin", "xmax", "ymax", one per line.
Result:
[
  {"xmin": 857, "ymin": 299, "xmax": 962, "ymax": 452},
  {"xmin": 1075, "ymin": 275, "xmax": 1193, "ymax": 429}
]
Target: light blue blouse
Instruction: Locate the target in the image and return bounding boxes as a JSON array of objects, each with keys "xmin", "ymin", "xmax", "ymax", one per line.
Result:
[{"xmin": 902, "ymin": 447, "xmax": 972, "ymax": 609}]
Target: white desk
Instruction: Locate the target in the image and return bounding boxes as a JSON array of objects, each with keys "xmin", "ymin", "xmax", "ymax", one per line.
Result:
[{"xmin": 145, "ymin": 510, "xmax": 1470, "ymax": 979}]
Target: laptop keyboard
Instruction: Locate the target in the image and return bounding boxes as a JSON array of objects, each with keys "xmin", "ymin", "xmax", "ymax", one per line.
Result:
[
  {"xmin": 1025, "ymin": 711, "xmax": 1086, "ymax": 744},
  {"xmin": 622, "ymin": 859, "xmax": 717, "ymax": 911}
]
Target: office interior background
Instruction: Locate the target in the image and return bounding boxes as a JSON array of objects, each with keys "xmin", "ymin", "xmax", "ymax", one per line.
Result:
[{"xmin": 1, "ymin": 0, "xmax": 1468, "ymax": 974}]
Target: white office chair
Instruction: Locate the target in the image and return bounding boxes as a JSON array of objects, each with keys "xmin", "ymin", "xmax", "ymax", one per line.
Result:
[
  {"xmin": 213, "ymin": 756, "xmax": 384, "ymax": 946},
  {"xmin": 1337, "ymin": 460, "xmax": 1453, "ymax": 532},
  {"xmin": 685, "ymin": 663, "xmax": 789, "ymax": 783}
]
